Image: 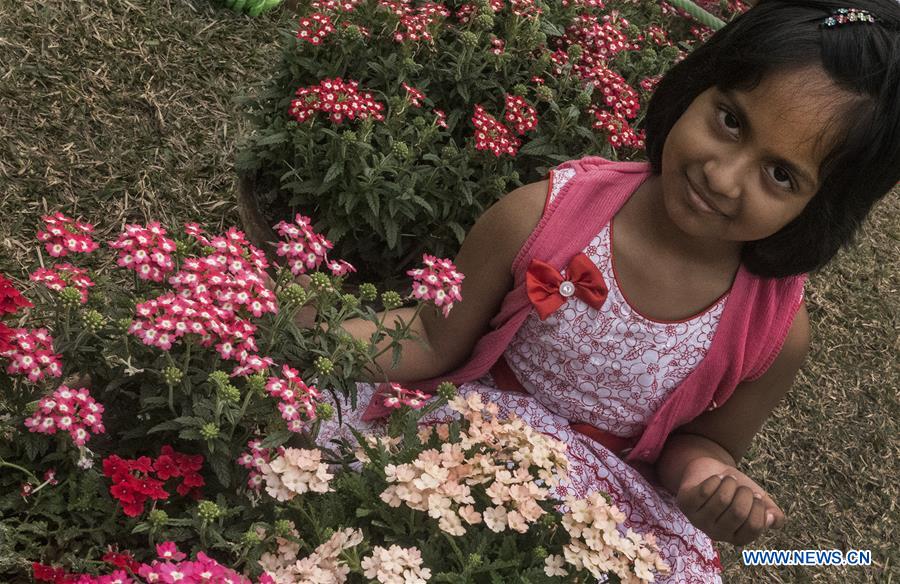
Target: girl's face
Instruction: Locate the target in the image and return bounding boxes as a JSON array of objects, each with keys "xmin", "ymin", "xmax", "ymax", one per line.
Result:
[{"xmin": 660, "ymin": 66, "xmax": 851, "ymax": 246}]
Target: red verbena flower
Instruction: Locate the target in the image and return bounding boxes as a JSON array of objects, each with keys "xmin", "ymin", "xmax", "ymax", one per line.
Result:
[
  {"xmin": 0, "ymin": 274, "xmax": 32, "ymax": 316},
  {"xmin": 36, "ymin": 212, "xmax": 99, "ymax": 257},
  {"xmin": 23, "ymin": 385, "xmax": 105, "ymax": 446},
  {"xmin": 0, "ymin": 327, "xmax": 63, "ymax": 382},
  {"xmin": 108, "ymin": 222, "xmax": 177, "ymax": 282},
  {"xmin": 30, "ymin": 263, "xmax": 94, "ymax": 304},
  {"xmin": 289, "ymin": 78, "xmax": 386, "ymax": 125},
  {"xmin": 296, "ymin": 12, "xmax": 335, "ymax": 45},
  {"xmin": 471, "ymin": 105, "xmax": 520, "ymax": 157},
  {"xmin": 503, "ymin": 94, "xmax": 539, "ymax": 135}
]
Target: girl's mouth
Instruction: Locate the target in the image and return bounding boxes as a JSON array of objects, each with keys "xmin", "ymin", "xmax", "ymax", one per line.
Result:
[{"xmin": 686, "ymin": 176, "xmax": 728, "ymax": 217}]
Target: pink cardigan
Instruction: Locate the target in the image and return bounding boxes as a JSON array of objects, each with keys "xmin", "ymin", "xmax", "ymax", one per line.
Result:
[{"xmin": 363, "ymin": 156, "xmax": 806, "ymax": 465}]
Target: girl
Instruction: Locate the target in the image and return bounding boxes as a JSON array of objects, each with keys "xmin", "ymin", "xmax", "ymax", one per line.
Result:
[{"xmin": 316, "ymin": 0, "xmax": 900, "ymax": 581}]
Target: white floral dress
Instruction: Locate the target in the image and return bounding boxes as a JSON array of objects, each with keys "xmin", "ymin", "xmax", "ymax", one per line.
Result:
[{"xmin": 321, "ymin": 169, "xmax": 726, "ymax": 583}]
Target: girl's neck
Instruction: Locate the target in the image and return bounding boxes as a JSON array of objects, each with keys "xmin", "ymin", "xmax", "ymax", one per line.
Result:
[{"xmin": 626, "ymin": 175, "xmax": 744, "ymax": 275}]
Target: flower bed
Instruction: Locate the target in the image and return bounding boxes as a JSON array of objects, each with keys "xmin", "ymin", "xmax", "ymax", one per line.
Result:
[
  {"xmin": 1, "ymin": 212, "xmax": 670, "ymax": 582},
  {"xmin": 236, "ymin": 0, "xmax": 746, "ymax": 286}
]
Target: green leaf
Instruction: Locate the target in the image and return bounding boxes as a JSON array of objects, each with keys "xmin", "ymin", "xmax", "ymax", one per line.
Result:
[
  {"xmin": 365, "ymin": 190, "xmax": 380, "ymax": 216},
  {"xmin": 447, "ymin": 222, "xmax": 467, "ymax": 245},
  {"xmin": 147, "ymin": 420, "xmax": 183, "ymax": 434},
  {"xmin": 324, "ymin": 161, "xmax": 343, "ymax": 185},
  {"xmin": 385, "ymin": 220, "xmax": 399, "ymax": 249},
  {"xmin": 257, "ymin": 132, "xmax": 289, "ymax": 146},
  {"xmin": 209, "ymin": 453, "xmax": 233, "ymax": 488}
]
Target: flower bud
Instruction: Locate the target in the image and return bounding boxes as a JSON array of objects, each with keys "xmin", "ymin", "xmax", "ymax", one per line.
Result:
[
  {"xmin": 466, "ymin": 553, "xmax": 483, "ymax": 568},
  {"xmin": 391, "ymin": 141, "xmax": 410, "ymax": 160},
  {"xmin": 164, "ymin": 366, "xmax": 184, "ymax": 386},
  {"xmin": 412, "ymin": 116, "xmax": 427, "ymax": 129},
  {"xmin": 534, "ymin": 546, "xmax": 549, "ymax": 560},
  {"xmin": 437, "ymin": 381, "xmax": 458, "ymax": 400},
  {"xmin": 175, "ymin": 240, "xmax": 189, "ymax": 257},
  {"xmin": 316, "ymin": 402, "xmax": 335, "ymax": 421},
  {"xmin": 309, "ymin": 272, "xmax": 332, "ymax": 292},
  {"xmin": 661, "ymin": 45, "xmax": 680, "ymax": 61},
  {"xmin": 341, "ymin": 130, "xmax": 358, "ymax": 144},
  {"xmin": 116, "ymin": 317, "xmax": 133, "ymax": 332},
  {"xmin": 274, "ymin": 519, "xmax": 294, "ymax": 537},
  {"xmin": 381, "ymin": 291, "xmax": 403, "ymax": 310},
  {"xmin": 200, "ymin": 422, "xmax": 220, "ymax": 440},
  {"xmin": 242, "ymin": 530, "xmax": 263, "ymax": 545},
  {"xmin": 219, "ymin": 383, "xmax": 241, "ymax": 404},
  {"xmin": 60, "ymin": 287, "xmax": 82, "ymax": 309},
  {"xmin": 459, "ymin": 31, "xmax": 479, "ymax": 49},
  {"xmin": 81, "ymin": 309, "xmax": 105, "ymax": 333},
  {"xmin": 342, "ymin": 24, "xmax": 363, "ymax": 41},
  {"xmin": 511, "ymin": 83, "xmax": 528, "ymax": 97},
  {"xmin": 440, "ymin": 145, "xmax": 457, "ymax": 159},
  {"xmin": 279, "ymin": 283, "xmax": 307, "ymax": 306},
  {"xmin": 340, "ymin": 293, "xmax": 359, "ymax": 309},
  {"xmin": 535, "ymin": 85, "xmax": 554, "ymax": 103},
  {"xmin": 574, "ymin": 91, "xmax": 592, "ymax": 109},
  {"xmin": 197, "ymin": 500, "xmax": 222, "ymax": 521},
  {"xmin": 566, "ymin": 43, "xmax": 584, "ymax": 62},
  {"xmin": 148, "ymin": 509, "xmax": 169, "ymax": 527},
  {"xmin": 474, "ymin": 13, "xmax": 494, "ymax": 30},
  {"xmin": 208, "ymin": 370, "xmax": 230, "ymax": 388},
  {"xmin": 358, "ymin": 282, "xmax": 377, "ymax": 302},
  {"xmin": 247, "ymin": 373, "xmax": 267, "ymax": 395},
  {"xmin": 315, "ymin": 356, "xmax": 335, "ymax": 376}
]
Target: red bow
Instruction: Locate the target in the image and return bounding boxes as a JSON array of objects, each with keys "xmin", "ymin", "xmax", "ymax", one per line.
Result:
[{"xmin": 526, "ymin": 253, "xmax": 608, "ymax": 320}]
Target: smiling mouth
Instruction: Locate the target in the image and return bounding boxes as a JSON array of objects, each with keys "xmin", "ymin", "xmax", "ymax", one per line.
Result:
[{"xmin": 686, "ymin": 176, "xmax": 728, "ymax": 217}]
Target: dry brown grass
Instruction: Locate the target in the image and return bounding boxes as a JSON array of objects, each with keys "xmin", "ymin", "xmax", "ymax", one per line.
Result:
[{"xmin": 0, "ymin": 1, "xmax": 897, "ymax": 581}]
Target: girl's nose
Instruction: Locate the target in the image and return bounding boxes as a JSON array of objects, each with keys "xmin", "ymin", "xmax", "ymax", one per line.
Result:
[{"xmin": 702, "ymin": 157, "xmax": 745, "ymax": 200}]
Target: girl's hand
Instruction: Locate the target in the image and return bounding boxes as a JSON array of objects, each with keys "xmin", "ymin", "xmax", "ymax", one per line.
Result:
[
  {"xmin": 265, "ymin": 272, "xmax": 317, "ymax": 329},
  {"xmin": 675, "ymin": 456, "xmax": 786, "ymax": 546}
]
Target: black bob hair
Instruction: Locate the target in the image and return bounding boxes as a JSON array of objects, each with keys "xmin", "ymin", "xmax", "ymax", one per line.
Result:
[{"xmin": 642, "ymin": 0, "xmax": 900, "ymax": 278}]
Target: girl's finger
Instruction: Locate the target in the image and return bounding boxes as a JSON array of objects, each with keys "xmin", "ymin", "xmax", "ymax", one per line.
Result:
[
  {"xmin": 765, "ymin": 503, "xmax": 787, "ymax": 530},
  {"xmin": 732, "ymin": 494, "xmax": 768, "ymax": 545},
  {"xmin": 714, "ymin": 485, "xmax": 755, "ymax": 537},
  {"xmin": 694, "ymin": 475, "xmax": 738, "ymax": 525},
  {"xmin": 677, "ymin": 474, "xmax": 723, "ymax": 515}
]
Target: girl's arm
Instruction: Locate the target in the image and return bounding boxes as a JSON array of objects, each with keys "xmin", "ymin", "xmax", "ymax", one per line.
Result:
[
  {"xmin": 655, "ymin": 302, "xmax": 810, "ymax": 545},
  {"xmin": 338, "ymin": 179, "xmax": 549, "ymax": 383}
]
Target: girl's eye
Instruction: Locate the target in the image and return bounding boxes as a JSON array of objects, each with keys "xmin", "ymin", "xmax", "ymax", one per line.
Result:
[
  {"xmin": 717, "ymin": 107, "xmax": 740, "ymax": 133},
  {"xmin": 767, "ymin": 166, "xmax": 795, "ymax": 191}
]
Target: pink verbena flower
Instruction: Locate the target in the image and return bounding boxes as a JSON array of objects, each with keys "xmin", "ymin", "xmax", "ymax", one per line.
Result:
[
  {"xmin": 311, "ymin": 0, "xmax": 365, "ymax": 12},
  {"xmin": 296, "ymin": 12, "xmax": 335, "ymax": 45},
  {"xmin": 504, "ymin": 94, "xmax": 538, "ymax": 135},
  {"xmin": 129, "ymin": 224, "xmax": 277, "ymax": 376},
  {"xmin": 36, "ymin": 212, "xmax": 99, "ymax": 257},
  {"xmin": 0, "ymin": 327, "xmax": 63, "ymax": 382},
  {"xmin": 472, "ymin": 105, "xmax": 520, "ymax": 157},
  {"xmin": 265, "ymin": 364, "xmax": 321, "ymax": 433},
  {"xmin": 380, "ymin": 382, "xmax": 430, "ymax": 409},
  {"xmin": 407, "ymin": 254, "xmax": 464, "ymax": 317},
  {"xmin": 156, "ymin": 542, "xmax": 187, "ymax": 562},
  {"xmin": 273, "ymin": 214, "xmax": 333, "ymax": 275},
  {"xmin": 237, "ymin": 438, "xmax": 272, "ymax": 491},
  {"xmin": 289, "ymin": 78, "xmax": 386, "ymax": 125},
  {"xmin": 24, "ymin": 385, "xmax": 105, "ymax": 446},
  {"xmin": 109, "ymin": 222, "xmax": 177, "ymax": 282},
  {"xmin": 30, "ymin": 263, "xmax": 94, "ymax": 304}
]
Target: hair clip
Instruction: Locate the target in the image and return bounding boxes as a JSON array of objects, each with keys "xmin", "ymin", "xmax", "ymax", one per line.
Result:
[{"xmin": 821, "ymin": 7, "xmax": 877, "ymax": 28}]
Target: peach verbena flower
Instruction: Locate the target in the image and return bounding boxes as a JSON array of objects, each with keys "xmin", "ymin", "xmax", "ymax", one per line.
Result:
[
  {"xmin": 260, "ymin": 447, "xmax": 333, "ymax": 502},
  {"xmin": 260, "ymin": 525, "xmax": 363, "ymax": 584},
  {"xmin": 378, "ymin": 392, "xmax": 568, "ymax": 537},
  {"xmin": 361, "ymin": 545, "xmax": 432, "ymax": 584},
  {"xmin": 560, "ymin": 492, "xmax": 671, "ymax": 582}
]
